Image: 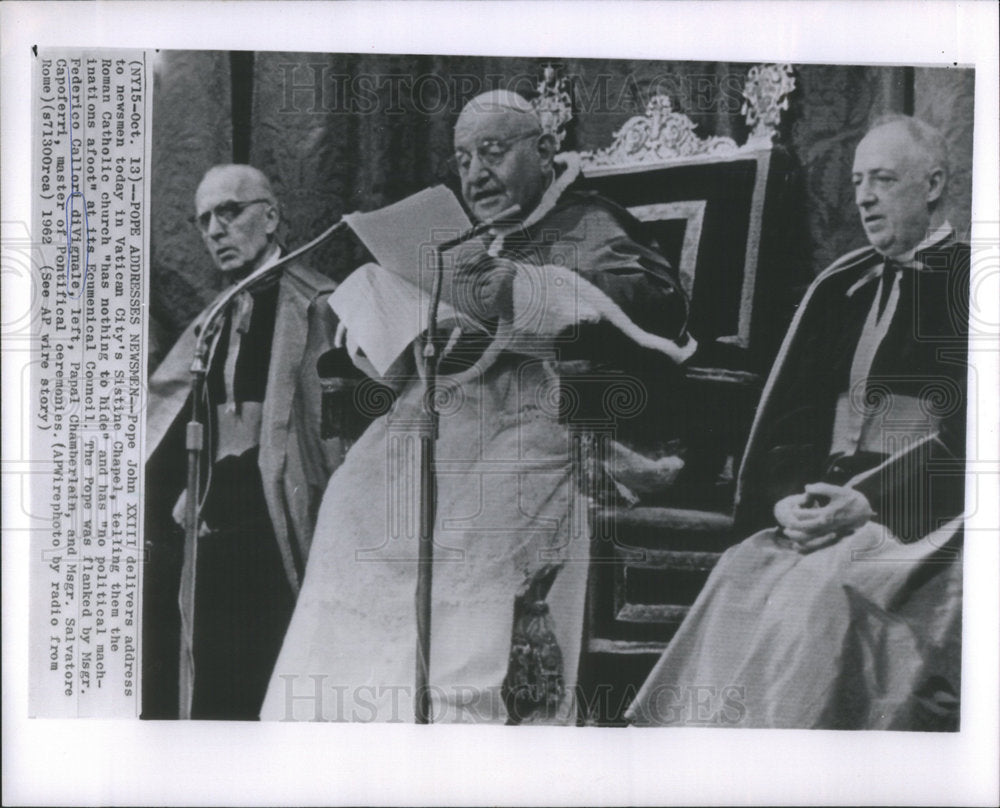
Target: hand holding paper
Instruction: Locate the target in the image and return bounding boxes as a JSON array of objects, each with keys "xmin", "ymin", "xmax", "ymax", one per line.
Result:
[
  {"xmin": 328, "ymin": 186, "xmax": 474, "ymax": 376},
  {"xmin": 342, "ymin": 185, "xmax": 472, "ymax": 290}
]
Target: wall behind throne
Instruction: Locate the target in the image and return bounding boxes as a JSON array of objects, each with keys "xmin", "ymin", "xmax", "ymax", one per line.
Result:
[{"xmin": 149, "ymin": 52, "xmax": 974, "ymax": 366}]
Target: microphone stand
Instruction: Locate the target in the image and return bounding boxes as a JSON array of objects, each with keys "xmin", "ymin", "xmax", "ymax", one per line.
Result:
[
  {"xmin": 415, "ymin": 204, "xmax": 520, "ymax": 724},
  {"xmin": 177, "ymin": 217, "xmax": 346, "ymax": 719}
]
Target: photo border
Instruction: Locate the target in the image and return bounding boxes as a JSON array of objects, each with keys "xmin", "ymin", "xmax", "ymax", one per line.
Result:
[{"xmin": 3, "ymin": 2, "xmax": 998, "ymax": 805}]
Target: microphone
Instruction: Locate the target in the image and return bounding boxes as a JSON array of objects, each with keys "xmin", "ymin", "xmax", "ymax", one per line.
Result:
[
  {"xmin": 426, "ymin": 204, "xmax": 522, "ymax": 349},
  {"xmin": 436, "ymin": 204, "xmax": 522, "ymax": 252},
  {"xmin": 425, "ymin": 203, "xmax": 523, "ymax": 364},
  {"xmin": 191, "ymin": 217, "xmax": 348, "ymax": 372}
]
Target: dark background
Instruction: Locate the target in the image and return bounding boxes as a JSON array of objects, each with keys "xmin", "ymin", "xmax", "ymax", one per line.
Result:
[{"xmin": 149, "ymin": 52, "xmax": 974, "ymax": 364}]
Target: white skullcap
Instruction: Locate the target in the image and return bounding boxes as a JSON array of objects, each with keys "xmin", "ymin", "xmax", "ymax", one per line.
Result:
[{"xmin": 457, "ymin": 90, "xmax": 541, "ymax": 128}]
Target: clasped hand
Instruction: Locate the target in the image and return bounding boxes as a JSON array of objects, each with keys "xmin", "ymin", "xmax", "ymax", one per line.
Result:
[
  {"xmin": 773, "ymin": 482, "xmax": 875, "ymax": 553},
  {"xmin": 452, "ymin": 253, "xmax": 518, "ymax": 326}
]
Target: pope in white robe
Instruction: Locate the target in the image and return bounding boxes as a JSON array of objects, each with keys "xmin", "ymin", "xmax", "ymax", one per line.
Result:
[{"xmin": 261, "ymin": 91, "xmax": 695, "ymax": 723}]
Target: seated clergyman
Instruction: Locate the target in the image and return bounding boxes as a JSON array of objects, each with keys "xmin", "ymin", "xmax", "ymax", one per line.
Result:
[
  {"xmin": 627, "ymin": 115, "xmax": 969, "ymax": 730},
  {"xmin": 261, "ymin": 90, "xmax": 696, "ymax": 723}
]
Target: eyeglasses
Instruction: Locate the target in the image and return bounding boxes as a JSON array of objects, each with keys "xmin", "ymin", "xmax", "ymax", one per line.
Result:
[
  {"xmin": 448, "ymin": 130, "xmax": 541, "ymax": 175},
  {"xmin": 191, "ymin": 198, "xmax": 272, "ymax": 233}
]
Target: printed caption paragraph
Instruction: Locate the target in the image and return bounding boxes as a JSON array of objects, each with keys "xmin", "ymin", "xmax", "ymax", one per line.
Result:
[{"xmin": 30, "ymin": 49, "xmax": 150, "ymax": 717}]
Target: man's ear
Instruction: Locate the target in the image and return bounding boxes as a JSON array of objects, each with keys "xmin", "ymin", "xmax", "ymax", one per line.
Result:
[
  {"xmin": 536, "ymin": 132, "xmax": 558, "ymax": 169},
  {"xmin": 926, "ymin": 166, "xmax": 947, "ymax": 206},
  {"xmin": 264, "ymin": 202, "xmax": 281, "ymax": 236}
]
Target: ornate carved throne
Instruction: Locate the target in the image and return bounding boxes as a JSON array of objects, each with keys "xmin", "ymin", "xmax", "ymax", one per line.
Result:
[{"xmin": 560, "ymin": 65, "xmax": 810, "ymax": 724}]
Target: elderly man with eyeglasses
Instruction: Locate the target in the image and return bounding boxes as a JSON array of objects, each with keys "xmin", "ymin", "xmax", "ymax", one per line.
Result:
[
  {"xmin": 627, "ymin": 116, "xmax": 969, "ymax": 731},
  {"xmin": 261, "ymin": 91, "xmax": 696, "ymax": 724},
  {"xmin": 144, "ymin": 164, "xmax": 342, "ymax": 719}
]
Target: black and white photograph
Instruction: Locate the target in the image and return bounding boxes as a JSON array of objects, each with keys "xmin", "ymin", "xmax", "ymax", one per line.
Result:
[
  {"xmin": 142, "ymin": 51, "xmax": 974, "ymax": 729},
  {"xmin": 3, "ymin": 2, "xmax": 998, "ymax": 806}
]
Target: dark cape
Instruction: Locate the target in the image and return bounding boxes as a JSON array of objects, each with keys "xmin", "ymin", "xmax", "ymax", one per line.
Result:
[
  {"xmin": 627, "ymin": 233, "xmax": 969, "ymax": 730},
  {"xmin": 145, "ymin": 259, "xmax": 344, "ymax": 587},
  {"xmin": 735, "ymin": 235, "xmax": 969, "ymax": 535}
]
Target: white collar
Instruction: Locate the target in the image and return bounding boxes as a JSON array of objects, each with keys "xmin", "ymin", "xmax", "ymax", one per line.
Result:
[
  {"xmin": 847, "ymin": 221, "xmax": 954, "ymax": 297},
  {"xmin": 881, "ymin": 220, "xmax": 954, "ymax": 264},
  {"xmin": 225, "ymin": 241, "xmax": 282, "ymax": 286},
  {"xmin": 257, "ymin": 242, "xmax": 282, "ymax": 271}
]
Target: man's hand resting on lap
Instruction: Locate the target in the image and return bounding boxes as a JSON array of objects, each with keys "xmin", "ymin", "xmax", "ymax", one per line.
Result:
[{"xmin": 773, "ymin": 482, "xmax": 875, "ymax": 553}]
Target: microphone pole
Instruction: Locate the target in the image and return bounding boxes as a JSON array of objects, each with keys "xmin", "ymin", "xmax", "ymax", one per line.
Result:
[
  {"xmin": 414, "ymin": 204, "xmax": 520, "ymax": 724},
  {"xmin": 178, "ymin": 217, "xmax": 347, "ymax": 719}
]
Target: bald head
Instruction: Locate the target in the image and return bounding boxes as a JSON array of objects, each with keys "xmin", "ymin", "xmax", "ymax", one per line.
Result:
[
  {"xmin": 196, "ymin": 164, "xmax": 277, "ymax": 209},
  {"xmin": 453, "ymin": 91, "xmax": 556, "ymax": 222},
  {"xmin": 868, "ymin": 115, "xmax": 949, "ymax": 181},
  {"xmin": 194, "ymin": 164, "xmax": 280, "ymax": 277},
  {"xmin": 852, "ymin": 116, "xmax": 948, "ymax": 256}
]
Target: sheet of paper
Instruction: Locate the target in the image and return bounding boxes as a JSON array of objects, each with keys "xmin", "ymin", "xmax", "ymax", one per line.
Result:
[
  {"xmin": 343, "ymin": 185, "xmax": 472, "ymax": 293},
  {"xmin": 329, "ymin": 262, "xmax": 457, "ymax": 377}
]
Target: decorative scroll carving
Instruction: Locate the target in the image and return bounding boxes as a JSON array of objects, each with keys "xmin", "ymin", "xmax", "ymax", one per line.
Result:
[
  {"xmin": 532, "ymin": 65, "xmax": 574, "ymax": 148},
  {"xmin": 580, "ymin": 95, "xmax": 739, "ymax": 169},
  {"xmin": 577, "ymin": 63, "xmax": 797, "ymax": 170},
  {"xmin": 741, "ymin": 63, "xmax": 796, "ymax": 145}
]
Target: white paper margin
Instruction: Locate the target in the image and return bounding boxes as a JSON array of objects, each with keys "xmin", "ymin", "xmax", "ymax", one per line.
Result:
[{"xmin": 2, "ymin": 2, "xmax": 998, "ymax": 806}]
